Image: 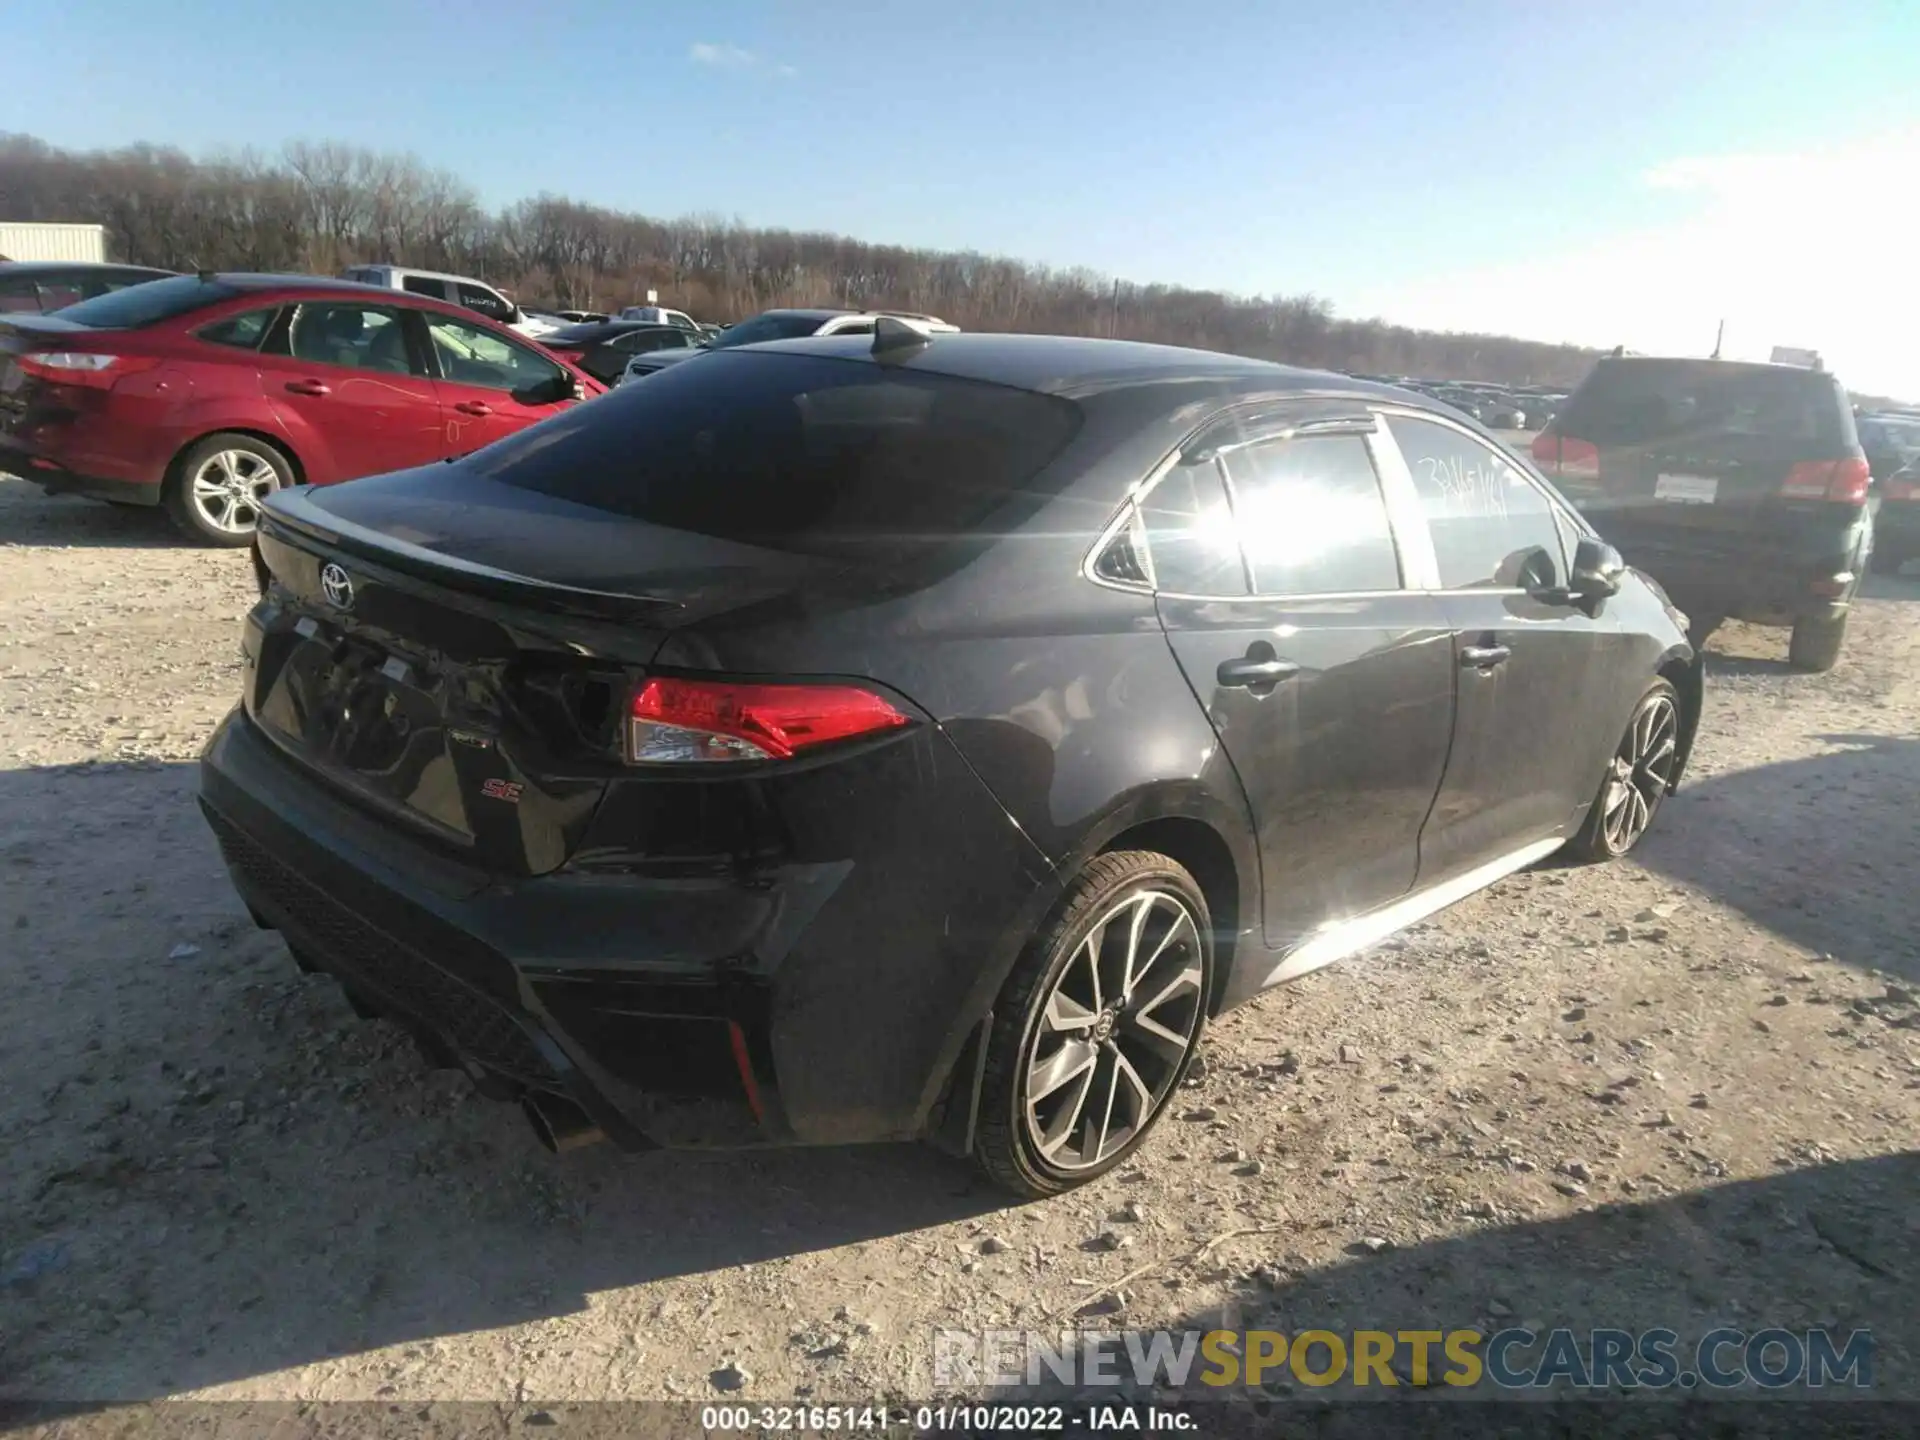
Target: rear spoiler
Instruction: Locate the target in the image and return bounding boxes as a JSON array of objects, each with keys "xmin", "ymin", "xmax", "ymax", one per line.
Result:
[
  {"xmin": 259, "ymin": 500, "xmax": 689, "ymax": 627},
  {"xmin": 0, "ymin": 312, "xmax": 92, "ymax": 340}
]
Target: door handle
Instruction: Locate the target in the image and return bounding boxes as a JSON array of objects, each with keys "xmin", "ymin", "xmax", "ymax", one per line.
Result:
[
  {"xmin": 284, "ymin": 378, "xmax": 330, "ymax": 397},
  {"xmin": 1217, "ymin": 656, "xmax": 1302, "ymax": 688},
  {"xmin": 1460, "ymin": 644, "xmax": 1512, "ymax": 670},
  {"xmin": 453, "ymin": 400, "xmax": 493, "ymax": 417}
]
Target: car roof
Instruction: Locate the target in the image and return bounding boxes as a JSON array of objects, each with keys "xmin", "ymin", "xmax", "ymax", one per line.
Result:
[
  {"xmin": 346, "ymin": 263, "xmax": 496, "ymax": 285},
  {"xmin": 728, "ymin": 331, "xmax": 1409, "ymax": 405},
  {"xmin": 0, "ymin": 261, "xmax": 172, "ymax": 276}
]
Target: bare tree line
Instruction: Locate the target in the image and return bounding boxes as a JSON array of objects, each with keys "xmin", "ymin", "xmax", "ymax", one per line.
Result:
[{"xmin": 1, "ymin": 132, "xmax": 1603, "ymax": 384}]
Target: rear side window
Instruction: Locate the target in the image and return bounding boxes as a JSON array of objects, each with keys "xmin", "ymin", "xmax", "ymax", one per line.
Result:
[
  {"xmin": 1220, "ymin": 433, "xmax": 1401, "ymax": 594},
  {"xmin": 0, "ymin": 276, "xmax": 43, "ymax": 312},
  {"xmin": 1555, "ymin": 360, "xmax": 1848, "ymax": 447},
  {"xmin": 1387, "ymin": 416, "xmax": 1566, "ymax": 591},
  {"xmin": 402, "ymin": 275, "xmax": 446, "ymax": 298},
  {"xmin": 465, "ymin": 352, "xmax": 1082, "ymax": 563},
  {"xmin": 1138, "ymin": 461, "xmax": 1247, "ymax": 596},
  {"xmin": 197, "ymin": 308, "xmax": 278, "ymax": 350},
  {"xmin": 53, "ymin": 275, "xmax": 240, "ymax": 329}
]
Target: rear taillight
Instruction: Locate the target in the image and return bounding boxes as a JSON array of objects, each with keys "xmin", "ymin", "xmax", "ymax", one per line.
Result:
[
  {"xmin": 19, "ymin": 351, "xmax": 157, "ymax": 390},
  {"xmin": 1781, "ymin": 457, "xmax": 1870, "ymax": 504},
  {"xmin": 1533, "ymin": 433, "xmax": 1599, "ymax": 479},
  {"xmin": 627, "ymin": 677, "xmax": 911, "ymax": 764}
]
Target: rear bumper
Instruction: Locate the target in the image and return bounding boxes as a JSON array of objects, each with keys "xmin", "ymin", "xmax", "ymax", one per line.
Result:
[
  {"xmin": 1604, "ymin": 518, "xmax": 1871, "ymax": 627},
  {"xmin": 0, "ymin": 434, "xmax": 163, "ymax": 504},
  {"xmin": 197, "ymin": 706, "xmax": 1054, "ymax": 1151}
]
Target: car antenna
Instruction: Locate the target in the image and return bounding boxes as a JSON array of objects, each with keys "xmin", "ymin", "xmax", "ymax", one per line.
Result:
[
  {"xmin": 872, "ymin": 316, "xmax": 931, "ymax": 363},
  {"xmin": 196, "ymin": 268, "xmax": 217, "ymax": 283}
]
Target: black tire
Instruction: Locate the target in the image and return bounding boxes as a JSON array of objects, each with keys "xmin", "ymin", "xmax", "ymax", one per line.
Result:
[
  {"xmin": 1563, "ymin": 679, "xmax": 1681, "ymax": 864},
  {"xmin": 164, "ymin": 432, "xmax": 295, "ymax": 547},
  {"xmin": 1871, "ymin": 546, "xmax": 1910, "ymax": 576},
  {"xmin": 1787, "ymin": 613, "xmax": 1848, "ymax": 673},
  {"xmin": 973, "ymin": 851, "xmax": 1213, "ymax": 1198}
]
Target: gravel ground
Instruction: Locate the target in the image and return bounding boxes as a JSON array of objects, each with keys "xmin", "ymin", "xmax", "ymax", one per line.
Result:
[{"xmin": 2, "ymin": 475, "xmax": 1917, "ymax": 1410}]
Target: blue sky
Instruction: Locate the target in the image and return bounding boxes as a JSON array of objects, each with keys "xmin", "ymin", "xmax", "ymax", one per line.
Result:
[{"xmin": 7, "ymin": 0, "xmax": 1919, "ymax": 391}]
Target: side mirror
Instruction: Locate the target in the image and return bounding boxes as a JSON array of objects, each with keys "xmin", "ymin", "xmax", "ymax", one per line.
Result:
[
  {"xmin": 511, "ymin": 372, "xmax": 578, "ymax": 406},
  {"xmin": 1570, "ymin": 537, "xmax": 1626, "ymax": 601}
]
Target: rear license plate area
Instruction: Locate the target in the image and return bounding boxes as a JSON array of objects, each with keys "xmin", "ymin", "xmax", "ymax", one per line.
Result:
[{"xmin": 1654, "ymin": 473, "xmax": 1718, "ymax": 504}]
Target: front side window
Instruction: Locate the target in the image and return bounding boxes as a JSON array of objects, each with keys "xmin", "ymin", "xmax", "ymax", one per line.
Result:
[
  {"xmin": 424, "ymin": 313, "xmax": 565, "ymax": 393},
  {"xmin": 1138, "ymin": 461, "xmax": 1247, "ymax": 596},
  {"xmin": 1387, "ymin": 415, "xmax": 1566, "ymax": 590},
  {"xmin": 1220, "ymin": 433, "xmax": 1401, "ymax": 594},
  {"xmin": 286, "ymin": 303, "xmax": 417, "ymax": 374}
]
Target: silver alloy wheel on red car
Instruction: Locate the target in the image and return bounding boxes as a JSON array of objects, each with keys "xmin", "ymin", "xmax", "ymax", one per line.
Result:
[{"xmin": 189, "ymin": 448, "xmax": 282, "ymax": 536}]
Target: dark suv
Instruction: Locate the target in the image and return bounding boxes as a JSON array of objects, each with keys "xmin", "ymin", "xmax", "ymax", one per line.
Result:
[
  {"xmin": 199, "ymin": 331, "xmax": 1699, "ymax": 1196},
  {"xmin": 1532, "ymin": 356, "xmax": 1871, "ymax": 670}
]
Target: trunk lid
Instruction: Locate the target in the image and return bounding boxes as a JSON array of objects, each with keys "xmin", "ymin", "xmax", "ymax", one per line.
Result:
[{"xmin": 248, "ymin": 466, "xmax": 837, "ymax": 877}]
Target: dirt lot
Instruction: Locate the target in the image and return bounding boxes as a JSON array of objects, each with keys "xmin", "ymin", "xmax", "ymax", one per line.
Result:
[{"xmin": 2, "ymin": 475, "xmax": 1917, "ymax": 1410}]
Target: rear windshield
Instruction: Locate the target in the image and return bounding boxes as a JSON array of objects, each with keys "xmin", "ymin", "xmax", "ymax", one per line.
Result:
[
  {"xmin": 1858, "ymin": 416, "xmax": 1920, "ymax": 453},
  {"xmin": 52, "ymin": 275, "xmax": 241, "ymax": 330},
  {"xmin": 464, "ymin": 351, "xmax": 1083, "ymax": 560},
  {"xmin": 1556, "ymin": 359, "xmax": 1850, "ymax": 447},
  {"xmin": 709, "ymin": 313, "xmax": 830, "ymax": 348}
]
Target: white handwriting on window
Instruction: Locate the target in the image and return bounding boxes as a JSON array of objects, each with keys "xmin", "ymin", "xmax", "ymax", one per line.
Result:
[{"xmin": 1416, "ymin": 454, "xmax": 1511, "ymax": 519}]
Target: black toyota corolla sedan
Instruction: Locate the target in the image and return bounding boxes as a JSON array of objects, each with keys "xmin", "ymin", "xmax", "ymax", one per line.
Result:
[{"xmin": 199, "ymin": 327, "xmax": 1702, "ymax": 1196}]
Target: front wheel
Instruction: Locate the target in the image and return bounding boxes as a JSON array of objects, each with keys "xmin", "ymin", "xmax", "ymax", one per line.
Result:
[
  {"xmin": 1563, "ymin": 679, "xmax": 1681, "ymax": 863},
  {"xmin": 165, "ymin": 433, "xmax": 294, "ymax": 547},
  {"xmin": 972, "ymin": 851, "xmax": 1212, "ymax": 1198},
  {"xmin": 1787, "ymin": 613, "xmax": 1848, "ymax": 673}
]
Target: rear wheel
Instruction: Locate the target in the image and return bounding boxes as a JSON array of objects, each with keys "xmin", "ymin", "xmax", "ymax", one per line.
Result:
[
  {"xmin": 1564, "ymin": 679, "xmax": 1681, "ymax": 863},
  {"xmin": 165, "ymin": 433, "xmax": 293, "ymax": 547},
  {"xmin": 1787, "ymin": 613, "xmax": 1848, "ymax": 673},
  {"xmin": 973, "ymin": 851, "xmax": 1212, "ymax": 1198}
]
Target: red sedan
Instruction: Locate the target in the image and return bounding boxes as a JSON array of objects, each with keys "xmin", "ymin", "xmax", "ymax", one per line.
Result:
[{"xmin": 0, "ymin": 273, "xmax": 603, "ymax": 545}]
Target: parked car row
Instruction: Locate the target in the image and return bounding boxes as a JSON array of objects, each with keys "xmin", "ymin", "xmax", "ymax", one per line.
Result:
[
  {"xmin": 0, "ymin": 259, "xmax": 972, "ymax": 547},
  {"xmin": 1362, "ymin": 376, "xmax": 1566, "ymax": 430},
  {"xmin": 616, "ymin": 308, "xmax": 961, "ymax": 383}
]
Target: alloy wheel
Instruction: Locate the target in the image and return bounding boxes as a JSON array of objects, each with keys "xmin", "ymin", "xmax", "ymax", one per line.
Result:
[
  {"xmin": 1022, "ymin": 888, "xmax": 1204, "ymax": 1173},
  {"xmin": 189, "ymin": 450, "xmax": 280, "ymax": 536},
  {"xmin": 1601, "ymin": 693, "xmax": 1679, "ymax": 851}
]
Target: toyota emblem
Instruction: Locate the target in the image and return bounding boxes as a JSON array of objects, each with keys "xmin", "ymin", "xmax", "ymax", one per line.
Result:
[{"xmin": 319, "ymin": 562, "xmax": 355, "ymax": 609}]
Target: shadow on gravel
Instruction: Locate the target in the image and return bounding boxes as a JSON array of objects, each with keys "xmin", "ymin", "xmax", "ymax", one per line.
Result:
[
  {"xmin": 0, "ymin": 481, "xmax": 182, "ymax": 551},
  {"xmin": 1632, "ymin": 735, "xmax": 1920, "ymax": 983},
  {"xmin": 983, "ymin": 1151, "xmax": 1917, "ymax": 1432},
  {"xmin": 0, "ymin": 760, "xmax": 1007, "ymax": 1402}
]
